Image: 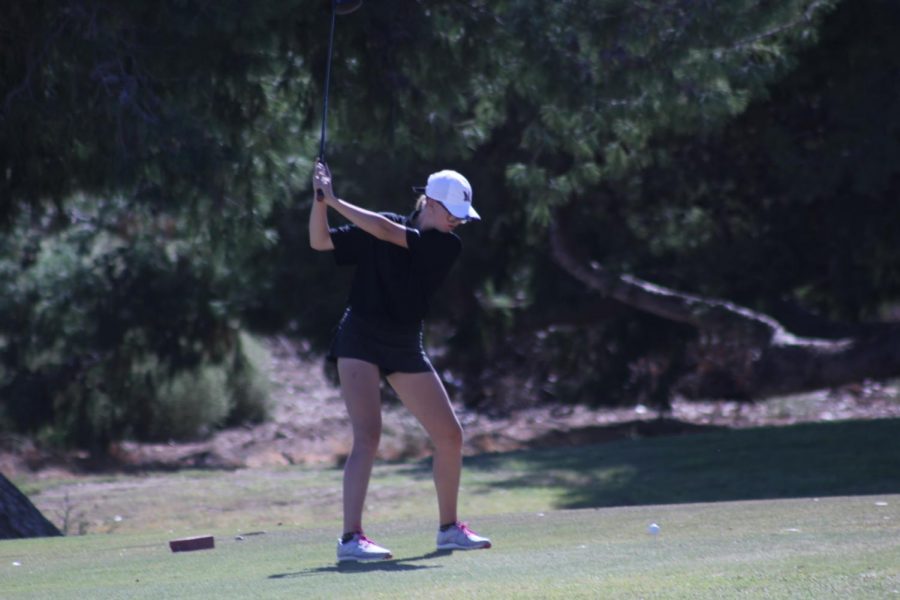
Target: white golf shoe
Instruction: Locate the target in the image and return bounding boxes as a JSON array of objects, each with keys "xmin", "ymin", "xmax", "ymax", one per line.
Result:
[
  {"xmin": 436, "ymin": 522, "xmax": 492, "ymax": 551},
  {"xmin": 336, "ymin": 532, "xmax": 393, "ymax": 562}
]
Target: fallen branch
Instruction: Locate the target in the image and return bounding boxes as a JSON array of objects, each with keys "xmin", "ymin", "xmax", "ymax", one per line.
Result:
[{"xmin": 549, "ymin": 215, "xmax": 900, "ymax": 399}]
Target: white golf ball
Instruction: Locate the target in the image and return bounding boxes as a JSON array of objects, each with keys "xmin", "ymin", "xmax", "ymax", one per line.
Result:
[{"xmin": 648, "ymin": 523, "xmax": 660, "ymax": 535}]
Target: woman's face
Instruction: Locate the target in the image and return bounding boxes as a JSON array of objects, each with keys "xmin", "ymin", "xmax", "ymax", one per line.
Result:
[{"xmin": 426, "ymin": 199, "xmax": 464, "ymax": 233}]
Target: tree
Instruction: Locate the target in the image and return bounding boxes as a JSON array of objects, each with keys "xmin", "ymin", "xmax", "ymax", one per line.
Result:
[
  {"xmin": 1, "ymin": 0, "xmax": 318, "ymax": 216},
  {"xmin": 0, "ymin": 1, "xmax": 301, "ymax": 444},
  {"xmin": 547, "ymin": 0, "xmax": 900, "ymax": 400}
]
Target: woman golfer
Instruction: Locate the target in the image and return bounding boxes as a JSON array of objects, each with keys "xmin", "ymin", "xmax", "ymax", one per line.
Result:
[{"xmin": 310, "ymin": 161, "xmax": 492, "ymax": 562}]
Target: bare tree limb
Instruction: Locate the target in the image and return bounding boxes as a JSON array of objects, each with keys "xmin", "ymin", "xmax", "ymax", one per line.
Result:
[{"xmin": 549, "ymin": 214, "xmax": 900, "ymax": 399}]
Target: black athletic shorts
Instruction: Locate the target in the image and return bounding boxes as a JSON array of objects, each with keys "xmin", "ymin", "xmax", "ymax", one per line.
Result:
[{"xmin": 327, "ymin": 308, "xmax": 433, "ymax": 375}]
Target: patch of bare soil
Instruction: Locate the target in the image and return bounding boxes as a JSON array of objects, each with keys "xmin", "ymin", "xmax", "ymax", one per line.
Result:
[{"xmin": 3, "ymin": 337, "xmax": 899, "ymax": 478}]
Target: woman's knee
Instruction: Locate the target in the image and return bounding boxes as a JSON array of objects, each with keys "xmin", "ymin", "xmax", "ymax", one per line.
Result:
[
  {"xmin": 351, "ymin": 425, "xmax": 382, "ymax": 454},
  {"xmin": 433, "ymin": 421, "xmax": 463, "ymax": 453}
]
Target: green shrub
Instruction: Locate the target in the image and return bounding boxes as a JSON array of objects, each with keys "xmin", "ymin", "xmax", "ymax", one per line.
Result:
[
  {"xmin": 149, "ymin": 362, "xmax": 230, "ymax": 441},
  {"xmin": 225, "ymin": 333, "xmax": 271, "ymax": 427},
  {"xmin": 0, "ymin": 201, "xmax": 272, "ymax": 448}
]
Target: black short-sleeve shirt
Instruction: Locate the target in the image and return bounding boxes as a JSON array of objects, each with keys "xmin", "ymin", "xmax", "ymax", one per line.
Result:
[{"xmin": 329, "ymin": 212, "xmax": 461, "ymax": 330}]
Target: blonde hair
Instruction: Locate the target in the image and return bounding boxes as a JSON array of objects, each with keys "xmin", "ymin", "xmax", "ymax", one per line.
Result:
[{"xmin": 415, "ymin": 194, "xmax": 428, "ymax": 211}]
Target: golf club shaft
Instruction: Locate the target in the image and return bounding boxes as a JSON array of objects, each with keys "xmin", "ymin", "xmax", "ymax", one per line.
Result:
[{"xmin": 318, "ymin": 0, "xmax": 337, "ymax": 162}]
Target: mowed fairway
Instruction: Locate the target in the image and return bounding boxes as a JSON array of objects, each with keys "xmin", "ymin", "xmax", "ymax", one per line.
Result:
[
  {"xmin": 4, "ymin": 419, "xmax": 900, "ymax": 598},
  {"xmin": 2, "ymin": 497, "xmax": 899, "ymax": 599}
]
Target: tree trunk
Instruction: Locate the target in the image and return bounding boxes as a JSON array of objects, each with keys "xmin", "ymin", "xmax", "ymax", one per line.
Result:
[
  {"xmin": 549, "ymin": 218, "xmax": 900, "ymax": 399},
  {"xmin": 0, "ymin": 473, "xmax": 62, "ymax": 539}
]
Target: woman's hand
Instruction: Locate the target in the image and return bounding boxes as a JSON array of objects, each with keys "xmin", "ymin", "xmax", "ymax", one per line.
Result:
[{"xmin": 313, "ymin": 160, "xmax": 336, "ymax": 203}]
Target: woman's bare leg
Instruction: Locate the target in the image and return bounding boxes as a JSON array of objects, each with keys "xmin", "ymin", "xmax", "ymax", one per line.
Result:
[
  {"xmin": 337, "ymin": 358, "xmax": 383, "ymax": 534},
  {"xmin": 386, "ymin": 370, "xmax": 463, "ymax": 525}
]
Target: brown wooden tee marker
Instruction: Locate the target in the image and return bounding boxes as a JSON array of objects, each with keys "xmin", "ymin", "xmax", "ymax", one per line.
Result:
[{"xmin": 169, "ymin": 535, "xmax": 215, "ymax": 552}]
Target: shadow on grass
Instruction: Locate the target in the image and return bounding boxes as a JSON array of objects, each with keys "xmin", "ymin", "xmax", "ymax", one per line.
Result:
[
  {"xmin": 463, "ymin": 418, "xmax": 900, "ymax": 509},
  {"xmin": 268, "ymin": 550, "xmax": 452, "ymax": 578}
]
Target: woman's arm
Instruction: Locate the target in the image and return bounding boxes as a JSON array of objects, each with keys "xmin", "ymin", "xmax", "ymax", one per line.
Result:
[
  {"xmin": 312, "ymin": 161, "xmax": 409, "ymax": 249},
  {"xmin": 325, "ymin": 198, "xmax": 410, "ymax": 248},
  {"xmin": 309, "ymin": 183, "xmax": 334, "ymax": 251}
]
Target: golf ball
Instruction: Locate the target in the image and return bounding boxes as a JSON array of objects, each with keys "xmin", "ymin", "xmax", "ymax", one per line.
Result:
[{"xmin": 648, "ymin": 523, "xmax": 660, "ymax": 535}]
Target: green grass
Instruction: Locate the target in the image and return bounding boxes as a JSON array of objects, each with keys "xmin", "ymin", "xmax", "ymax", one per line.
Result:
[
  {"xmin": 464, "ymin": 417, "xmax": 900, "ymax": 508},
  {"xmin": 4, "ymin": 419, "xmax": 900, "ymax": 598},
  {"xmin": 19, "ymin": 418, "xmax": 900, "ymax": 535},
  {"xmin": 2, "ymin": 497, "xmax": 898, "ymax": 599}
]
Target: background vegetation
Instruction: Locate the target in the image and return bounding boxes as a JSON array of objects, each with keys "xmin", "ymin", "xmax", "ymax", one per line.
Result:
[{"xmin": 2, "ymin": 0, "xmax": 898, "ymax": 447}]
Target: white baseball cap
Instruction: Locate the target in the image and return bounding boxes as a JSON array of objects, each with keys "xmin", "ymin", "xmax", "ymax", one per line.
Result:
[{"xmin": 418, "ymin": 170, "xmax": 480, "ymax": 221}]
